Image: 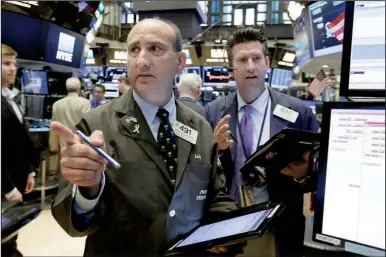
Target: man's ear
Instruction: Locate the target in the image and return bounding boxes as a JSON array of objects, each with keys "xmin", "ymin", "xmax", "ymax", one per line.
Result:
[
  {"xmin": 177, "ymin": 51, "xmax": 186, "ymax": 74},
  {"xmin": 265, "ymin": 55, "xmax": 270, "ymax": 67}
]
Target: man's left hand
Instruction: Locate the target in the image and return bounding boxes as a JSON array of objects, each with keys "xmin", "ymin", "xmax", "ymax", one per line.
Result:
[
  {"xmin": 280, "ymin": 150, "xmax": 311, "ymax": 180},
  {"xmin": 25, "ymin": 176, "xmax": 35, "ymax": 194}
]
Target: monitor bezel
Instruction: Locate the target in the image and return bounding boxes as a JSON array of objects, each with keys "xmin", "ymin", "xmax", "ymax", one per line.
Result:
[
  {"xmin": 339, "ymin": 1, "xmax": 385, "ymax": 97},
  {"xmin": 313, "ymin": 101, "xmax": 386, "ymax": 251}
]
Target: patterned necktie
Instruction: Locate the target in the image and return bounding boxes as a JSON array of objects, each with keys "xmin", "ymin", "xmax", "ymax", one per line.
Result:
[
  {"xmin": 240, "ymin": 105, "xmax": 255, "ymax": 158},
  {"xmin": 156, "ymin": 108, "xmax": 178, "ymax": 185}
]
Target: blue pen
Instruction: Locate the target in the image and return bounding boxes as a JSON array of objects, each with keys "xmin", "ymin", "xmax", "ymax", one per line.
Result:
[{"xmin": 75, "ymin": 130, "xmax": 121, "ymax": 169}]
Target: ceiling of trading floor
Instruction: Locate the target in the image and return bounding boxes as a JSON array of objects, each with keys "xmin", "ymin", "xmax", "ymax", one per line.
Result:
[
  {"xmin": 1, "ymin": 1, "xmax": 99, "ymax": 34},
  {"xmin": 300, "ymin": 52, "xmax": 342, "ymax": 75}
]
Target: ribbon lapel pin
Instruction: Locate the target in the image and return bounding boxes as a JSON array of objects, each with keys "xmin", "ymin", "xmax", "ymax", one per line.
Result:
[{"xmin": 133, "ymin": 124, "xmax": 140, "ymax": 134}]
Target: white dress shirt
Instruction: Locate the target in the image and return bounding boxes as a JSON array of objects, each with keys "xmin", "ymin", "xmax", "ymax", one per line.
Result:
[
  {"xmin": 236, "ymin": 87, "xmax": 271, "ymax": 204},
  {"xmin": 237, "ymin": 87, "xmax": 271, "ymax": 149},
  {"xmin": 74, "ymin": 91, "xmax": 177, "ymax": 212}
]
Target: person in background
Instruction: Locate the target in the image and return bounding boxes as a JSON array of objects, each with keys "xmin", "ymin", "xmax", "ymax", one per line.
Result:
[
  {"xmin": 49, "ymin": 77, "xmax": 91, "ymax": 152},
  {"xmin": 90, "ymin": 84, "xmax": 107, "ymax": 108},
  {"xmin": 1, "ymin": 44, "xmax": 38, "ymax": 257},
  {"xmin": 118, "ymin": 74, "xmax": 131, "ymax": 95},
  {"xmin": 177, "ymin": 73, "xmax": 205, "ymax": 116},
  {"xmin": 50, "ymin": 18, "xmax": 239, "ymax": 257},
  {"xmin": 205, "ymin": 27, "xmax": 318, "ymax": 257}
]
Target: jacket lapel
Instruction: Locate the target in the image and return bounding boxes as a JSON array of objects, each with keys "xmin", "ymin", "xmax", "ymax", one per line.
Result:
[
  {"xmin": 268, "ymin": 88, "xmax": 290, "ymax": 137},
  {"xmin": 174, "ymin": 101, "xmax": 195, "ymax": 189},
  {"xmin": 222, "ymin": 92, "xmax": 238, "ymax": 161},
  {"xmin": 114, "ymin": 91, "xmax": 171, "ymax": 182}
]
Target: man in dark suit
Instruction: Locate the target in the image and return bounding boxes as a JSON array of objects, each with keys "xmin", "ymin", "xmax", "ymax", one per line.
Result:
[
  {"xmin": 177, "ymin": 73, "xmax": 206, "ymax": 116},
  {"xmin": 204, "ymin": 27, "xmax": 319, "ymax": 257},
  {"xmin": 50, "ymin": 18, "xmax": 237, "ymax": 257},
  {"xmin": 1, "ymin": 44, "xmax": 38, "ymax": 256}
]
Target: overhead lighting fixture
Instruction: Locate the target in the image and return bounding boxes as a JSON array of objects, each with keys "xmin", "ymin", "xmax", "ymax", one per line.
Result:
[
  {"xmin": 278, "ymin": 61, "xmax": 294, "ymax": 67},
  {"xmin": 322, "ymin": 65, "xmax": 329, "ymax": 68},
  {"xmin": 287, "ymin": 1, "xmax": 304, "ymax": 21},
  {"xmin": 282, "ymin": 52, "xmax": 296, "ymax": 63},
  {"xmin": 6, "ymin": 1, "xmax": 30, "ymax": 8}
]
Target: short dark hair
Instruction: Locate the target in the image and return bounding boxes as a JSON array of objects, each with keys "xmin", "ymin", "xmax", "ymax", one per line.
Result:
[
  {"xmin": 226, "ymin": 26, "xmax": 269, "ymax": 67},
  {"xmin": 94, "ymin": 84, "xmax": 105, "ymax": 93}
]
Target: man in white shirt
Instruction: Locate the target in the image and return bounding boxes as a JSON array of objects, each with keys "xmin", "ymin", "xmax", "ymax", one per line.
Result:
[
  {"xmin": 1, "ymin": 44, "xmax": 38, "ymax": 257},
  {"xmin": 49, "ymin": 77, "xmax": 91, "ymax": 151},
  {"xmin": 1, "ymin": 44, "xmax": 37, "ymax": 202}
]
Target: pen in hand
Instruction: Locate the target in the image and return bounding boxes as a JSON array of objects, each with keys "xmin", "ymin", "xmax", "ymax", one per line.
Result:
[{"xmin": 75, "ymin": 130, "xmax": 121, "ymax": 169}]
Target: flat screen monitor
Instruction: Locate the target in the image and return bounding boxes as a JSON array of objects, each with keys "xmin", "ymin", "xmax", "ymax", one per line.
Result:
[
  {"xmin": 175, "ymin": 67, "xmax": 201, "ymax": 85},
  {"xmin": 2, "ymin": 11, "xmax": 42, "ymax": 60},
  {"xmin": 293, "ymin": 8, "xmax": 313, "ymax": 67},
  {"xmin": 308, "ymin": 1, "xmax": 346, "ymax": 57},
  {"xmin": 270, "ymin": 68, "xmax": 293, "ymax": 89},
  {"xmin": 106, "ymin": 67, "xmax": 126, "ymax": 83},
  {"xmin": 340, "ymin": 1, "xmax": 385, "ymax": 97},
  {"xmin": 41, "ymin": 22, "xmax": 85, "ymax": 68},
  {"xmin": 313, "ymin": 102, "xmax": 385, "ymax": 256},
  {"xmin": 202, "ymin": 66, "xmax": 231, "ymax": 85},
  {"xmin": 47, "ymin": 71, "xmax": 72, "ymax": 96},
  {"xmin": 22, "ymin": 71, "xmax": 49, "ymax": 95}
]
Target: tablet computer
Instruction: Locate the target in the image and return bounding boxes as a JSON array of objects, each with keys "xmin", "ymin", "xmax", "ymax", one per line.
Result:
[{"xmin": 166, "ymin": 202, "xmax": 285, "ymax": 255}]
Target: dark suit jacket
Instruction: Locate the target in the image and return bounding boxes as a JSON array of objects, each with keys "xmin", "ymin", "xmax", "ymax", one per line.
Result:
[
  {"xmin": 204, "ymin": 88, "xmax": 319, "ymax": 255},
  {"xmin": 178, "ymin": 97, "xmax": 206, "ymax": 117},
  {"xmin": 51, "ymin": 91, "xmax": 237, "ymax": 257},
  {"xmin": 1, "ymin": 96, "xmax": 38, "ymax": 196}
]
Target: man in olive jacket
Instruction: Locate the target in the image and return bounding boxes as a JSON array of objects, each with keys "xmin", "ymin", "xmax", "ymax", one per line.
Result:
[{"xmin": 50, "ymin": 18, "xmax": 237, "ymax": 257}]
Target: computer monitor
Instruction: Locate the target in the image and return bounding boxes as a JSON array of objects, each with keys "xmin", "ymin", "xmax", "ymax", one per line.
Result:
[
  {"xmin": 202, "ymin": 66, "xmax": 231, "ymax": 86},
  {"xmin": 340, "ymin": 1, "xmax": 385, "ymax": 97},
  {"xmin": 270, "ymin": 68, "xmax": 293, "ymax": 89},
  {"xmin": 308, "ymin": 1, "xmax": 346, "ymax": 57},
  {"xmin": 47, "ymin": 71, "xmax": 72, "ymax": 96},
  {"xmin": 22, "ymin": 71, "xmax": 49, "ymax": 95},
  {"xmin": 313, "ymin": 102, "xmax": 385, "ymax": 256}
]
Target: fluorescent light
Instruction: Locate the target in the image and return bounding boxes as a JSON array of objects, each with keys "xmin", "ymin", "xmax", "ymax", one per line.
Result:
[
  {"xmin": 322, "ymin": 65, "xmax": 329, "ymax": 68},
  {"xmin": 278, "ymin": 61, "xmax": 294, "ymax": 67},
  {"xmin": 287, "ymin": 1, "xmax": 304, "ymax": 21},
  {"xmin": 6, "ymin": 1, "xmax": 31, "ymax": 8},
  {"xmin": 282, "ymin": 52, "xmax": 296, "ymax": 62}
]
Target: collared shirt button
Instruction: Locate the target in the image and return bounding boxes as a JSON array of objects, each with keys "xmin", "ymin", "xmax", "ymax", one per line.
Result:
[{"xmin": 169, "ymin": 210, "xmax": 176, "ymax": 217}]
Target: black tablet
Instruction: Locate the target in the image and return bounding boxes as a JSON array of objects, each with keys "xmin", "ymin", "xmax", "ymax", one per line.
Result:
[{"xmin": 166, "ymin": 202, "xmax": 285, "ymax": 255}]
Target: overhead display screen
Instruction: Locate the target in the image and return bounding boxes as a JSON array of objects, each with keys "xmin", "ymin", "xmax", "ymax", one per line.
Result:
[
  {"xmin": 309, "ymin": 1, "xmax": 346, "ymax": 57},
  {"xmin": 202, "ymin": 66, "xmax": 231, "ymax": 85},
  {"xmin": 41, "ymin": 22, "xmax": 85, "ymax": 68}
]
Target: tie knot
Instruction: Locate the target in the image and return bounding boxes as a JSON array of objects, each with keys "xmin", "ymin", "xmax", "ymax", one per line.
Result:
[
  {"xmin": 156, "ymin": 108, "xmax": 169, "ymax": 120},
  {"xmin": 243, "ymin": 105, "xmax": 254, "ymax": 115}
]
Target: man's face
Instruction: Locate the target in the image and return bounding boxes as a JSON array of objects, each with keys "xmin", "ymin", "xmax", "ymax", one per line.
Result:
[
  {"xmin": 230, "ymin": 41, "xmax": 270, "ymax": 93},
  {"xmin": 127, "ymin": 19, "xmax": 185, "ymax": 104},
  {"xmin": 1, "ymin": 55, "xmax": 17, "ymax": 87},
  {"xmin": 93, "ymin": 87, "xmax": 105, "ymax": 102}
]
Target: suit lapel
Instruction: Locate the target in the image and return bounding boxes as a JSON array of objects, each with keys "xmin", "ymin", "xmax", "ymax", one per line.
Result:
[
  {"xmin": 174, "ymin": 102, "xmax": 195, "ymax": 189},
  {"xmin": 222, "ymin": 93, "xmax": 238, "ymax": 161},
  {"xmin": 114, "ymin": 92, "xmax": 171, "ymax": 182},
  {"xmin": 268, "ymin": 88, "xmax": 290, "ymax": 137}
]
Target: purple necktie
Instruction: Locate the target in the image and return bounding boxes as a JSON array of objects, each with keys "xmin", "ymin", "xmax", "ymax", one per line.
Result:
[{"xmin": 240, "ymin": 105, "xmax": 255, "ymax": 158}]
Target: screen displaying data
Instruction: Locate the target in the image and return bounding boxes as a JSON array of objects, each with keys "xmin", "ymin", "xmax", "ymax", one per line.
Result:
[
  {"xmin": 308, "ymin": 1, "xmax": 345, "ymax": 57},
  {"xmin": 270, "ymin": 68, "xmax": 293, "ymax": 88},
  {"xmin": 322, "ymin": 108, "xmax": 385, "ymax": 250},
  {"xmin": 176, "ymin": 208, "xmax": 273, "ymax": 248},
  {"xmin": 348, "ymin": 1, "xmax": 385, "ymax": 91}
]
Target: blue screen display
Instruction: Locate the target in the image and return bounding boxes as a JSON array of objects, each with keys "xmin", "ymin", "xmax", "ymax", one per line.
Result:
[
  {"xmin": 2, "ymin": 11, "xmax": 41, "ymax": 60},
  {"xmin": 41, "ymin": 23, "xmax": 85, "ymax": 68},
  {"xmin": 22, "ymin": 71, "xmax": 49, "ymax": 95}
]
